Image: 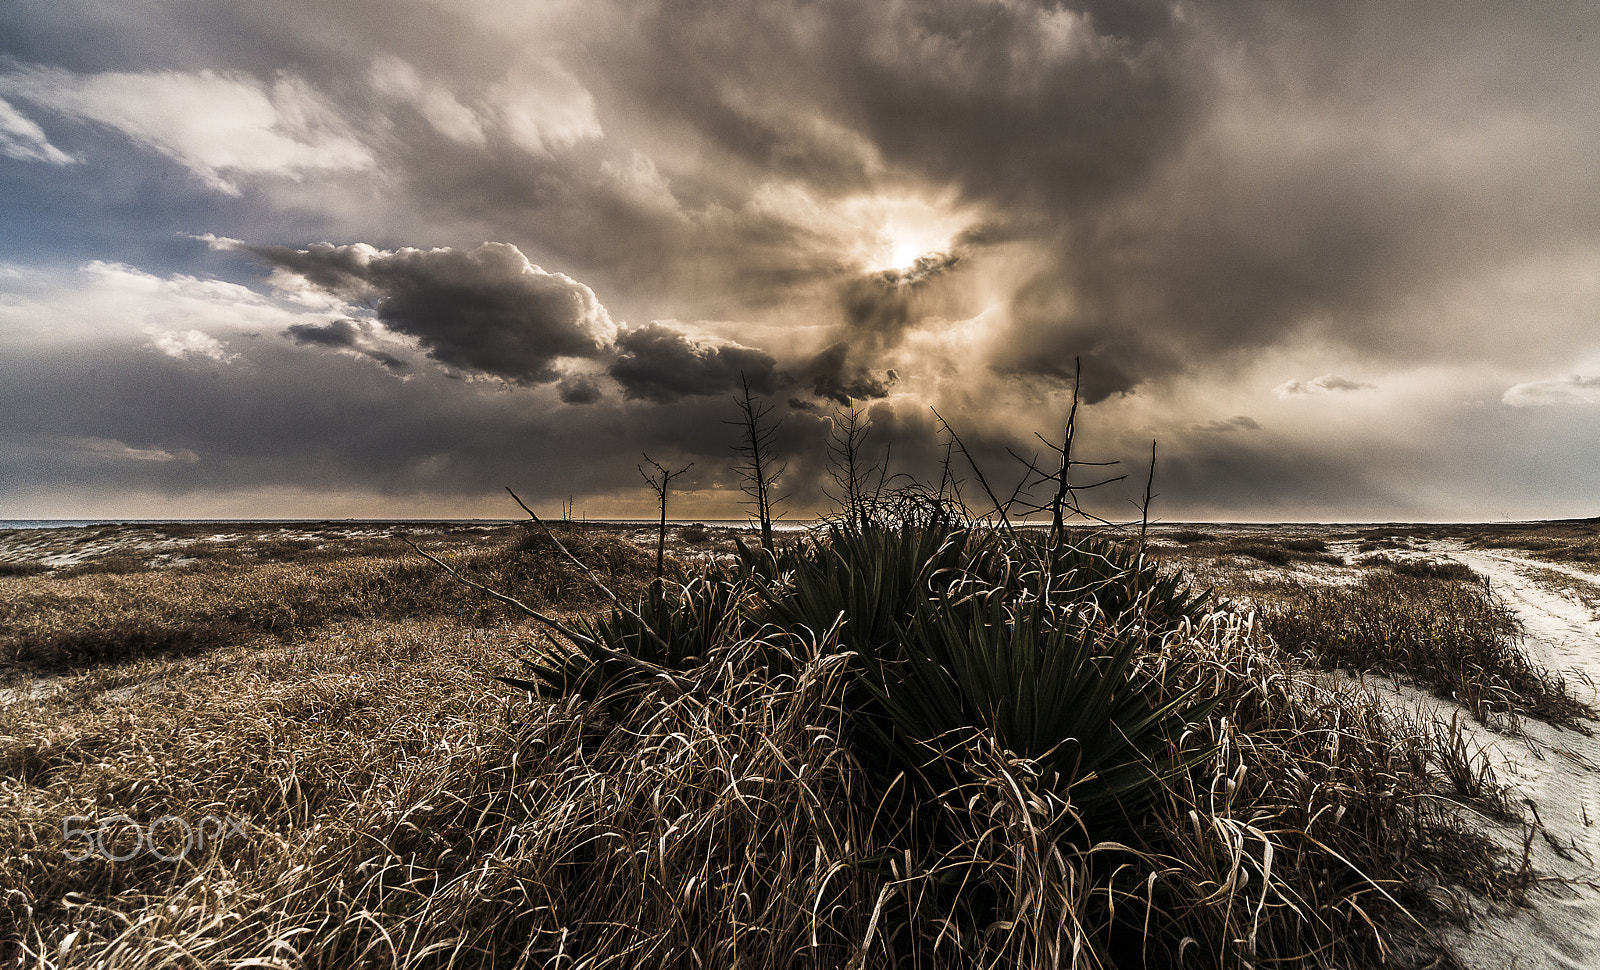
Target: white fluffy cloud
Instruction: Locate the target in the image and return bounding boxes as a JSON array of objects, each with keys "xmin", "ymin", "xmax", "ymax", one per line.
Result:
[
  {"xmin": 0, "ymin": 95, "xmax": 74, "ymax": 164},
  {"xmin": 369, "ymin": 57, "xmax": 487, "ymax": 146},
  {"xmin": 70, "ymin": 437, "xmax": 200, "ymax": 463},
  {"xmin": 1274, "ymin": 374, "xmax": 1377, "ymax": 398},
  {"xmin": 1502, "ymin": 374, "xmax": 1600, "ymax": 407},
  {"xmin": 144, "ymin": 328, "xmax": 237, "ymax": 363},
  {"xmin": 0, "ymin": 64, "xmax": 372, "ymax": 193}
]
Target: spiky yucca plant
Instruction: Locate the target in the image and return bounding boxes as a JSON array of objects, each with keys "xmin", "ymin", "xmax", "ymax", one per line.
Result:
[
  {"xmin": 857, "ymin": 590, "xmax": 1216, "ymax": 844},
  {"xmin": 745, "ymin": 522, "xmax": 1214, "ymax": 841}
]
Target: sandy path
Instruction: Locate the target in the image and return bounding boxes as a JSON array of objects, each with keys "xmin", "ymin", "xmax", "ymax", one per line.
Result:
[
  {"xmin": 1410, "ymin": 543, "xmax": 1600, "ymax": 970},
  {"xmin": 1445, "ymin": 544, "xmax": 1600, "ymax": 707}
]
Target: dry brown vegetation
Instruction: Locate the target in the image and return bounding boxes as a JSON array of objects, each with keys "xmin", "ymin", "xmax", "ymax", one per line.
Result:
[
  {"xmin": 0, "ymin": 519, "xmax": 1591, "ymax": 968},
  {"xmin": 1, "ymin": 525, "xmax": 660, "ymax": 678}
]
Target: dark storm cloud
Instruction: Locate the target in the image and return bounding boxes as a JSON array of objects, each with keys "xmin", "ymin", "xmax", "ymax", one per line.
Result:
[
  {"xmin": 570, "ymin": 0, "xmax": 1600, "ymax": 398},
  {"xmin": 557, "ymin": 375, "xmax": 603, "ymax": 405},
  {"xmin": 800, "ymin": 342, "xmax": 898, "ymax": 406},
  {"xmin": 246, "ymin": 241, "xmax": 615, "ymax": 384},
  {"xmin": 286, "ymin": 319, "xmax": 412, "ymax": 371},
  {"xmin": 0, "ymin": 330, "xmax": 785, "ymax": 508},
  {"xmin": 606, "ymin": 0, "xmax": 1194, "ymax": 211},
  {"xmin": 286, "ymin": 318, "xmax": 361, "ymax": 348},
  {"xmin": 608, "ymin": 323, "xmax": 778, "ymax": 402},
  {"xmin": 985, "ymin": 2, "xmax": 1600, "ymax": 396},
  {"xmin": 6, "ymin": 0, "xmax": 1600, "ymax": 520}
]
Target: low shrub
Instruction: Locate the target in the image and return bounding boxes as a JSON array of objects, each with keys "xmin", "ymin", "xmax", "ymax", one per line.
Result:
[
  {"xmin": 1366, "ymin": 556, "xmax": 1478, "ymax": 582},
  {"xmin": 487, "ymin": 522, "xmax": 1524, "ymax": 966},
  {"xmin": 1258, "ymin": 571, "xmax": 1591, "ymax": 727},
  {"xmin": 1233, "ymin": 543, "xmax": 1291, "ymax": 566}
]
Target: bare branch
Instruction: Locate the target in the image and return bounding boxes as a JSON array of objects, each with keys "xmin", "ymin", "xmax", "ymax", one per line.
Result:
[
  {"xmin": 639, "ymin": 454, "xmax": 693, "ymax": 581},
  {"xmin": 1139, "ymin": 439, "xmax": 1158, "ymax": 550},
  {"xmin": 505, "ymin": 486, "xmax": 676, "ymax": 659},
  {"xmin": 403, "ymin": 538, "xmax": 687, "ymax": 696},
  {"xmin": 931, "ymin": 407, "xmax": 1016, "ymax": 534},
  {"xmin": 728, "ymin": 373, "xmax": 785, "ymax": 548}
]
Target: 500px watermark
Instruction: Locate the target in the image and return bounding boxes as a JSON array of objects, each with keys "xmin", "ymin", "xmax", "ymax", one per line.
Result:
[{"xmin": 62, "ymin": 815, "xmax": 245, "ymax": 862}]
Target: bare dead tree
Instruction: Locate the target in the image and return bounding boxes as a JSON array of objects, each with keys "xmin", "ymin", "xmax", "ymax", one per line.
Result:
[
  {"xmin": 1008, "ymin": 357, "xmax": 1126, "ymax": 540},
  {"xmin": 1137, "ymin": 439, "xmax": 1158, "ymax": 551},
  {"xmin": 728, "ymin": 374, "xmax": 787, "ymax": 550},
  {"xmin": 638, "ymin": 453, "xmax": 693, "ymax": 581},
  {"xmin": 823, "ymin": 405, "xmax": 886, "ymax": 529}
]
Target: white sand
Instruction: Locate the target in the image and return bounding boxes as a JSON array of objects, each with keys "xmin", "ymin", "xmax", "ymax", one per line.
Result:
[{"xmin": 1408, "ymin": 544, "xmax": 1600, "ymax": 970}]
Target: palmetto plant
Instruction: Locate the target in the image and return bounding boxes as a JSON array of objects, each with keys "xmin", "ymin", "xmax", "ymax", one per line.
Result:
[{"xmin": 751, "ymin": 523, "xmax": 973, "ymax": 655}]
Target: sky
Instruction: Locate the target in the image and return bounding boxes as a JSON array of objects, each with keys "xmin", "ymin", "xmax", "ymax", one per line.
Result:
[{"xmin": 1, "ymin": 0, "xmax": 1597, "ymax": 523}]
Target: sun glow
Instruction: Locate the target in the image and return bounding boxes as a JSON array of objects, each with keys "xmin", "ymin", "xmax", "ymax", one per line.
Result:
[
  {"xmin": 864, "ymin": 195, "xmax": 972, "ymax": 272},
  {"xmin": 878, "ymin": 222, "xmax": 956, "ymax": 271}
]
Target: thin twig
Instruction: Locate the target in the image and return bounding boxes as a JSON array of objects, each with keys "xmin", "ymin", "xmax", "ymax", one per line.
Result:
[
  {"xmin": 931, "ymin": 407, "xmax": 1016, "ymax": 535},
  {"xmin": 1139, "ymin": 439, "xmax": 1157, "ymax": 551},
  {"xmin": 403, "ymin": 538, "xmax": 687, "ymax": 695}
]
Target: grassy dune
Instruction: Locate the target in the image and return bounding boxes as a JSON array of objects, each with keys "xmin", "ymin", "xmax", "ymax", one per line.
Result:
[{"xmin": 0, "ymin": 520, "xmax": 1590, "ymax": 968}]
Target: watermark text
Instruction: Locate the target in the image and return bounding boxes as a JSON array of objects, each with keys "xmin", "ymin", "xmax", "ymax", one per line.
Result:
[{"xmin": 63, "ymin": 814, "xmax": 245, "ymax": 862}]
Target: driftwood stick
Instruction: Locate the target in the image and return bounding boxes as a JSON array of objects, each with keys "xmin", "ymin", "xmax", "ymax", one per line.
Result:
[
  {"xmin": 506, "ymin": 488, "xmax": 622, "ymax": 602},
  {"xmin": 405, "ymin": 538, "xmax": 686, "ymax": 695}
]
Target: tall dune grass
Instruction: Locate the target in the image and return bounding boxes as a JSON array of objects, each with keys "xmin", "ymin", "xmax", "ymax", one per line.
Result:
[{"xmin": 0, "ymin": 521, "xmax": 1551, "ymax": 968}]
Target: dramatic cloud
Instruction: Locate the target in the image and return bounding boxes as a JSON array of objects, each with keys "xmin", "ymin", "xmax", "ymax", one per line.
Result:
[
  {"xmin": 557, "ymin": 375, "xmax": 603, "ymax": 406},
  {"xmin": 1503, "ymin": 375, "xmax": 1600, "ymax": 408},
  {"xmin": 608, "ymin": 323, "xmax": 777, "ymax": 402},
  {"xmin": 840, "ymin": 251, "xmax": 967, "ymax": 349},
  {"xmin": 0, "ymin": 63, "xmax": 371, "ymax": 193},
  {"xmin": 245, "ymin": 241, "xmax": 616, "ymax": 384},
  {"xmin": 4, "ymin": 0, "xmax": 1600, "ymax": 519},
  {"xmin": 285, "ymin": 318, "xmax": 363, "ymax": 348},
  {"xmin": 800, "ymin": 342, "xmax": 898, "ymax": 406}
]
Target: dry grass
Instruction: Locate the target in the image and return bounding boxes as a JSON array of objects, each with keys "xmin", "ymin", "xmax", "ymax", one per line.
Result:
[
  {"xmin": 1149, "ymin": 534, "xmax": 1344, "ymax": 571},
  {"xmin": 0, "ymin": 523, "xmax": 1575, "ymax": 968},
  {"xmin": 1138, "ymin": 613, "xmax": 1528, "ymax": 968},
  {"xmin": 1, "ymin": 620, "xmax": 884, "ymax": 968},
  {"xmin": 0, "ymin": 610, "xmax": 1529, "ymax": 970},
  {"xmin": 1457, "ymin": 521, "xmax": 1600, "ymax": 569},
  {"xmin": 0, "ymin": 527, "xmax": 660, "ymax": 677},
  {"xmin": 1363, "ymin": 556, "xmax": 1479, "ymax": 582}
]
